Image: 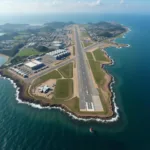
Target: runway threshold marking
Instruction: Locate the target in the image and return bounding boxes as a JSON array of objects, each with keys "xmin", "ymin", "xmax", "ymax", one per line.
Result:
[{"xmin": 86, "ymin": 102, "xmax": 95, "ymax": 112}]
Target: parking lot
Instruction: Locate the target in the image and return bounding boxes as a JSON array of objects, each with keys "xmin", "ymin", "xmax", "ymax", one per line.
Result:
[{"xmin": 41, "ymin": 55, "xmax": 55, "ymax": 65}]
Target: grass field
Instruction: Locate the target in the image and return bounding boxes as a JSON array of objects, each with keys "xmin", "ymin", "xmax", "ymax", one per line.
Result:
[
  {"xmin": 14, "ymin": 35, "xmax": 29, "ymax": 40},
  {"xmin": 88, "ymin": 59, "xmax": 106, "ymax": 87},
  {"xmin": 58, "ymin": 63, "xmax": 73, "ymax": 78},
  {"xmin": 86, "ymin": 52, "xmax": 94, "ymax": 60},
  {"xmin": 81, "ymin": 31, "xmax": 89, "ymax": 38},
  {"xmin": 40, "ymin": 70, "xmax": 62, "ymax": 81},
  {"xmin": 83, "ymin": 41, "xmax": 93, "ymax": 48},
  {"xmin": 63, "ymin": 97, "xmax": 79, "ymax": 112},
  {"xmin": 93, "ymin": 49, "xmax": 110, "ymax": 62},
  {"xmin": 33, "ymin": 70, "xmax": 62, "ymax": 87},
  {"xmin": 73, "ymin": 46, "xmax": 75, "ymax": 55},
  {"xmin": 54, "ymin": 79, "xmax": 73, "ymax": 99},
  {"xmin": 17, "ymin": 48, "xmax": 41, "ymax": 57}
]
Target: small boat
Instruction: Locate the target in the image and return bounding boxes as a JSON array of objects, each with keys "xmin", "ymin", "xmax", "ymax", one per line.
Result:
[{"xmin": 89, "ymin": 127, "xmax": 94, "ymax": 133}]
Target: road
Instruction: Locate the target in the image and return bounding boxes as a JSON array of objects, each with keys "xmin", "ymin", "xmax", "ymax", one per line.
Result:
[
  {"xmin": 83, "ymin": 43, "xmax": 99, "ymax": 51},
  {"xmin": 83, "ymin": 42, "xmax": 106, "ymax": 52},
  {"xmin": 74, "ymin": 26, "xmax": 103, "ymax": 112},
  {"xmin": 25, "ymin": 58, "xmax": 75, "ymax": 83}
]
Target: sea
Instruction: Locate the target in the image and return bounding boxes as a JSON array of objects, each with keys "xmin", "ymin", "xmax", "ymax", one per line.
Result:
[{"xmin": 0, "ymin": 13, "xmax": 150, "ymax": 150}]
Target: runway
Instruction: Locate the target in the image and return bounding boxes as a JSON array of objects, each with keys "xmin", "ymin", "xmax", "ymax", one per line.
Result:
[{"xmin": 74, "ymin": 26, "xmax": 103, "ymax": 112}]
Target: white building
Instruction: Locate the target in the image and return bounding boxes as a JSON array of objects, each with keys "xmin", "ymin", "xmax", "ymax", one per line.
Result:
[
  {"xmin": 25, "ymin": 60, "xmax": 44, "ymax": 70},
  {"xmin": 46, "ymin": 49, "xmax": 70, "ymax": 60}
]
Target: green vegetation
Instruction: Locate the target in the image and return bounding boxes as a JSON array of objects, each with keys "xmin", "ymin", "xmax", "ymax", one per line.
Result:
[
  {"xmin": 87, "ymin": 22, "xmax": 126, "ymax": 38},
  {"xmin": 13, "ymin": 34, "xmax": 29, "ymax": 40},
  {"xmin": 86, "ymin": 52, "xmax": 94, "ymax": 60},
  {"xmin": 63, "ymin": 97, "xmax": 79, "ymax": 112},
  {"xmin": 40, "ymin": 70, "xmax": 62, "ymax": 82},
  {"xmin": 73, "ymin": 46, "xmax": 75, "ymax": 55},
  {"xmin": 0, "ymin": 43, "xmax": 24, "ymax": 57},
  {"xmin": 93, "ymin": 49, "xmax": 110, "ymax": 62},
  {"xmin": 33, "ymin": 70, "xmax": 62, "ymax": 87},
  {"xmin": 54, "ymin": 79, "xmax": 73, "ymax": 99},
  {"xmin": 86, "ymin": 51, "xmax": 111, "ymax": 114},
  {"xmin": 88, "ymin": 59, "xmax": 105, "ymax": 87},
  {"xmin": 10, "ymin": 56, "xmax": 26, "ymax": 64},
  {"xmin": 37, "ymin": 46, "xmax": 52, "ymax": 53},
  {"xmin": 0, "ymin": 32, "xmax": 18, "ymax": 41},
  {"xmin": 83, "ymin": 41, "xmax": 93, "ymax": 48},
  {"xmin": 81, "ymin": 31, "xmax": 89, "ymax": 38},
  {"xmin": 58, "ymin": 63, "xmax": 73, "ymax": 78},
  {"xmin": 17, "ymin": 48, "xmax": 41, "ymax": 57}
]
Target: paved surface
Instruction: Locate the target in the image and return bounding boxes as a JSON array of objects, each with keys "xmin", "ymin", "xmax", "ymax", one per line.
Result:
[
  {"xmin": 74, "ymin": 26, "xmax": 103, "ymax": 112},
  {"xmin": 84, "ymin": 42, "xmax": 106, "ymax": 52},
  {"xmin": 83, "ymin": 43, "xmax": 99, "ymax": 51},
  {"xmin": 25, "ymin": 58, "xmax": 75, "ymax": 83}
]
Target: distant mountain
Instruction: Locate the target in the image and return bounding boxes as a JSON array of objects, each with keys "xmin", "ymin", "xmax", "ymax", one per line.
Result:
[
  {"xmin": 44, "ymin": 21, "xmax": 74, "ymax": 29},
  {"xmin": 0, "ymin": 23, "xmax": 30, "ymax": 32}
]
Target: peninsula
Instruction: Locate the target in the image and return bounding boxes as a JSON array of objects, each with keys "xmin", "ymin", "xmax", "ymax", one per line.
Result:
[{"xmin": 0, "ymin": 21, "xmax": 129, "ymax": 120}]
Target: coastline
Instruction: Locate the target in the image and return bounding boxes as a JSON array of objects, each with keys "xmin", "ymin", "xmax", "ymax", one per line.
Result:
[
  {"xmin": 0, "ymin": 26, "xmax": 130, "ymax": 123},
  {"xmin": 0, "ymin": 53, "xmax": 9, "ymax": 60},
  {"xmin": 0, "ymin": 72, "xmax": 119, "ymax": 123},
  {"xmin": 0, "ymin": 48, "xmax": 119, "ymax": 123}
]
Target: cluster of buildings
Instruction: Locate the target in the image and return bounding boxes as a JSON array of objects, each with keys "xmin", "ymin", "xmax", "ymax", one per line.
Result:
[
  {"xmin": 10, "ymin": 67, "xmax": 28, "ymax": 78},
  {"xmin": 25, "ymin": 29, "xmax": 70, "ymax": 50},
  {"xmin": 87, "ymin": 30, "xmax": 107, "ymax": 42},
  {"xmin": 46, "ymin": 49, "xmax": 70, "ymax": 60},
  {"xmin": 0, "ymin": 40, "xmax": 15, "ymax": 50},
  {"xmin": 25, "ymin": 59, "xmax": 45, "ymax": 70},
  {"xmin": 38, "ymin": 85, "xmax": 52, "ymax": 93}
]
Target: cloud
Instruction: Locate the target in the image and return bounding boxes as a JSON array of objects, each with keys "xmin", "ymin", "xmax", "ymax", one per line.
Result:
[
  {"xmin": 52, "ymin": 0, "xmax": 63, "ymax": 6},
  {"xmin": 0, "ymin": 0, "xmax": 148, "ymax": 14},
  {"xmin": 120, "ymin": 0, "xmax": 124, "ymax": 4},
  {"xmin": 88, "ymin": 0, "xmax": 102, "ymax": 7}
]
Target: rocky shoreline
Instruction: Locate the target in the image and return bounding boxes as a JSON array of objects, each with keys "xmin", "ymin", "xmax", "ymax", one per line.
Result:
[
  {"xmin": 0, "ymin": 27, "xmax": 131, "ymax": 123},
  {"xmin": 0, "ymin": 49, "xmax": 119, "ymax": 123}
]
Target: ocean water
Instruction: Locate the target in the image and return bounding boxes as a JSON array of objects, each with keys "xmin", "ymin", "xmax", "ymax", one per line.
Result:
[{"xmin": 0, "ymin": 14, "xmax": 150, "ymax": 150}]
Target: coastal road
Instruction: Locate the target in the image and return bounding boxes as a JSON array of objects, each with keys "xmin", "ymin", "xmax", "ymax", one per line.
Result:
[{"xmin": 74, "ymin": 26, "xmax": 103, "ymax": 112}]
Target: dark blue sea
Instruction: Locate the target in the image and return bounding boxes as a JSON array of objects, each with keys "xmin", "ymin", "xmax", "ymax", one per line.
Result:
[{"xmin": 0, "ymin": 14, "xmax": 150, "ymax": 150}]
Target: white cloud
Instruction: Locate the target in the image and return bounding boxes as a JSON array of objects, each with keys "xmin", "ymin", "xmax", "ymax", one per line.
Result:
[
  {"xmin": 0, "ymin": 0, "xmax": 148, "ymax": 14},
  {"xmin": 52, "ymin": 0, "xmax": 63, "ymax": 6},
  {"xmin": 120, "ymin": 0, "xmax": 124, "ymax": 4},
  {"xmin": 88, "ymin": 0, "xmax": 102, "ymax": 7}
]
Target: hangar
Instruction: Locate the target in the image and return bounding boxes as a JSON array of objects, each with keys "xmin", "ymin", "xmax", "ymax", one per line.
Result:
[{"xmin": 25, "ymin": 60, "xmax": 44, "ymax": 70}]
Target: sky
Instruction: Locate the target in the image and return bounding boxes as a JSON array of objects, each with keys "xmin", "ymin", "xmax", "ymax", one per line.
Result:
[{"xmin": 0, "ymin": 0, "xmax": 150, "ymax": 14}]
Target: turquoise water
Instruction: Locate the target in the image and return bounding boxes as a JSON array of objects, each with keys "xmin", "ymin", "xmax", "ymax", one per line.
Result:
[
  {"xmin": 0, "ymin": 56, "xmax": 7, "ymax": 66},
  {"xmin": 0, "ymin": 14, "xmax": 150, "ymax": 150}
]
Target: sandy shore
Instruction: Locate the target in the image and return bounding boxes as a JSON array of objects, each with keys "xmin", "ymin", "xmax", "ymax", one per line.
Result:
[{"xmin": 0, "ymin": 53, "xmax": 9, "ymax": 60}]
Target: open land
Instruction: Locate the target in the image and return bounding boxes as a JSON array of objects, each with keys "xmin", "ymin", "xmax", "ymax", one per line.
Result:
[
  {"xmin": 17, "ymin": 48, "xmax": 41, "ymax": 57},
  {"xmin": 0, "ymin": 21, "xmax": 129, "ymax": 119}
]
